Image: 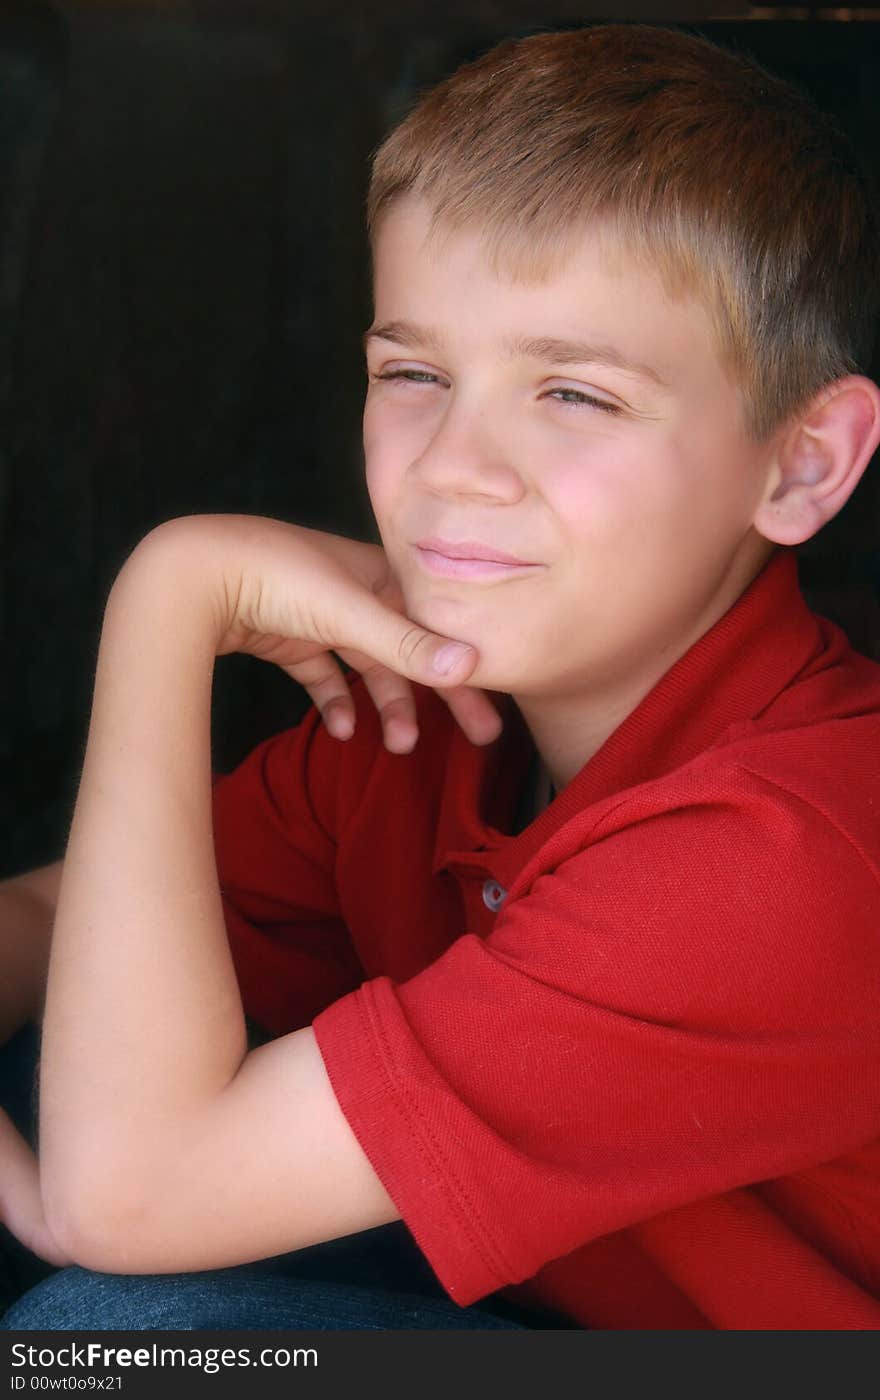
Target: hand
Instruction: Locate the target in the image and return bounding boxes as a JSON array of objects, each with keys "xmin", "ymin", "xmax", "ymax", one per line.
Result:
[
  {"xmin": 330, "ymin": 567, "xmax": 503, "ymax": 753},
  {"xmin": 125, "ymin": 516, "xmax": 504, "ymax": 753},
  {"xmin": 0, "ymin": 1107, "xmax": 72, "ymax": 1267}
]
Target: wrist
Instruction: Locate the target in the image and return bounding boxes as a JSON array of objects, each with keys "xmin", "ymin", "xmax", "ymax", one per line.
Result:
[{"xmin": 107, "ymin": 517, "xmax": 230, "ymax": 652}]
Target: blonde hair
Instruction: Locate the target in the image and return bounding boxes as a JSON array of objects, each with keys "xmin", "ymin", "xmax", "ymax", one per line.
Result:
[{"xmin": 368, "ymin": 24, "xmax": 878, "ymax": 440}]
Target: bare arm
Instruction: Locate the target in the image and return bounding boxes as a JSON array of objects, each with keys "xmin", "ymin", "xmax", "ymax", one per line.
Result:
[
  {"xmin": 0, "ymin": 860, "xmax": 62, "ymax": 1044},
  {"xmin": 39, "ymin": 517, "xmax": 486, "ymax": 1271}
]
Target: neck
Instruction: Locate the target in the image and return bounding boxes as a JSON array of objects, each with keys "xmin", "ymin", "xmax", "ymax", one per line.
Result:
[{"xmin": 516, "ymin": 682, "xmax": 653, "ymax": 795}]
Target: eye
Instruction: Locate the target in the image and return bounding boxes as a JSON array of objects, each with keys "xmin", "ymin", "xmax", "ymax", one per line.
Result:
[
  {"xmin": 544, "ymin": 387, "xmax": 622, "ymax": 415},
  {"xmin": 371, "ymin": 368, "xmax": 448, "ymax": 388}
]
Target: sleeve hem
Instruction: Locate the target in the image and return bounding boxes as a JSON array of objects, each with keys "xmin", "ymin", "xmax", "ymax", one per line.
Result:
[{"xmin": 313, "ymin": 979, "xmax": 516, "ymax": 1307}]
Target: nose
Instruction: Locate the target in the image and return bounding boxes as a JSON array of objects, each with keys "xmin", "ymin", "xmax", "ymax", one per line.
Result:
[{"xmin": 409, "ymin": 394, "xmax": 525, "ymax": 504}]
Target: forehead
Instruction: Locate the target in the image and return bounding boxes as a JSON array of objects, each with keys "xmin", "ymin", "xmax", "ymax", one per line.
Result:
[{"xmin": 369, "ymin": 199, "xmax": 722, "ymax": 387}]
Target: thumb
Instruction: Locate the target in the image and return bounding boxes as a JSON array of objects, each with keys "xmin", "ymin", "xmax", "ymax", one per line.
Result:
[
  {"xmin": 343, "ymin": 584, "xmax": 479, "ymax": 685},
  {"xmin": 395, "ymin": 620, "xmax": 479, "ymax": 683}
]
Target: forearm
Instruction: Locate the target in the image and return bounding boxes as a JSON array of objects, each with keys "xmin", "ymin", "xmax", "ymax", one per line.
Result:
[
  {"xmin": 0, "ymin": 877, "xmax": 57, "ymax": 1043},
  {"xmin": 37, "ymin": 515, "xmax": 477, "ymax": 1265},
  {"xmin": 40, "ymin": 534, "xmax": 247, "ymax": 1234}
]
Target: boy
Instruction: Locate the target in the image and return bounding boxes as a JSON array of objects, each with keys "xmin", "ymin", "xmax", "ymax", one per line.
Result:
[{"xmin": 2, "ymin": 23, "xmax": 880, "ymax": 1330}]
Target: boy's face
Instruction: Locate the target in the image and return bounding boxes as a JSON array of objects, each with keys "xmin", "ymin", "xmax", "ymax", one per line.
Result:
[{"xmin": 363, "ymin": 198, "xmax": 778, "ymax": 702}]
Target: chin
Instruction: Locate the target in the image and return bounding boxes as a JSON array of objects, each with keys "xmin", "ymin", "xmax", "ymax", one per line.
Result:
[
  {"xmin": 400, "ymin": 582, "xmax": 531, "ymax": 686},
  {"xmin": 404, "ymin": 585, "xmax": 479, "ymax": 632},
  {"xmin": 405, "ymin": 602, "xmax": 509, "ymax": 688},
  {"xmin": 411, "ymin": 592, "xmax": 494, "ymax": 645}
]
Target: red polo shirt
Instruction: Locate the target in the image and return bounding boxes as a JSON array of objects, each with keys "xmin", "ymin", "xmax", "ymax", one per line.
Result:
[{"xmin": 212, "ymin": 548, "xmax": 880, "ymax": 1330}]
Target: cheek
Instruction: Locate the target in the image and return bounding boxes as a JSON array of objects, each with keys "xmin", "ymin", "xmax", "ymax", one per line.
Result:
[
  {"xmin": 362, "ymin": 404, "xmax": 422, "ymax": 513},
  {"xmin": 541, "ymin": 460, "xmax": 605, "ymax": 520},
  {"xmin": 540, "ymin": 444, "xmax": 675, "ymax": 541},
  {"xmin": 363, "ymin": 427, "xmax": 399, "ymax": 522},
  {"xmin": 363, "ymin": 453, "xmax": 390, "ymax": 518}
]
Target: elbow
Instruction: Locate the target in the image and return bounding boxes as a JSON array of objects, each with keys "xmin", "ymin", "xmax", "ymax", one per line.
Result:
[
  {"xmin": 42, "ymin": 1157, "xmax": 156, "ymax": 1275},
  {"xmin": 45, "ymin": 1211, "xmax": 145, "ymax": 1277}
]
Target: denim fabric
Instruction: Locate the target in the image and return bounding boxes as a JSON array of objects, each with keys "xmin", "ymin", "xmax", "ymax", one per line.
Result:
[
  {"xmin": 1, "ymin": 1261, "xmax": 532, "ymax": 1330},
  {"xmin": 0, "ymin": 1026, "xmax": 564, "ymax": 1331}
]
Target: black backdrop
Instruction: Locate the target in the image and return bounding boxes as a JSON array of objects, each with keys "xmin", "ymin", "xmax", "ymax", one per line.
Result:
[{"xmin": 1, "ymin": 0, "xmax": 879, "ymax": 878}]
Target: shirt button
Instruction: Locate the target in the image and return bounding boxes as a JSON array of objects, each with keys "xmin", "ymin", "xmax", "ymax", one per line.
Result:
[{"xmin": 482, "ymin": 879, "xmax": 507, "ymax": 913}]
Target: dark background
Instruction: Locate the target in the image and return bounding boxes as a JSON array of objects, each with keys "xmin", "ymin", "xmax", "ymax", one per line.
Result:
[{"xmin": 1, "ymin": 0, "xmax": 879, "ymax": 878}]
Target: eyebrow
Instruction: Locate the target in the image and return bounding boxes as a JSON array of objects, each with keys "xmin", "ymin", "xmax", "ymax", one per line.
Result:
[{"xmin": 363, "ymin": 318, "xmax": 671, "ymax": 389}]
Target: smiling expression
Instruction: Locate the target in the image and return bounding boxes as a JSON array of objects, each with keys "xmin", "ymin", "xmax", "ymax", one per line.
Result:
[{"xmin": 363, "ymin": 199, "xmax": 779, "ymax": 705}]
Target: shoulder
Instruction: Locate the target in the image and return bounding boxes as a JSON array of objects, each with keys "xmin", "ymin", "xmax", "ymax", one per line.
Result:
[
  {"xmin": 509, "ymin": 749, "xmax": 878, "ymax": 982},
  {"xmin": 491, "ymin": 756, "xmax": 879, "ymax": 1035},
  {"xmin": 548, "ymin": 747, "xmax": 878, "ymax": 897}
]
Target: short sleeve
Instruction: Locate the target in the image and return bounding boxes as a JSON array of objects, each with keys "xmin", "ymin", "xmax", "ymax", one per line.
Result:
[
  {"xmin": 213, "ymin": 705, "xmax": 364, "ymax": 1035},
  {"xmin": 312, "ymin": 765, "xmax": 880, "ymax": 1305}
]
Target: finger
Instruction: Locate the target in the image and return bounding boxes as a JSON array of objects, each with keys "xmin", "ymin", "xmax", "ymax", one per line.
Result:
[
  {"xmin": 280, "ymin": 651, "xmax": 356, "ymax": 741},
  {"xmin": 438, "ymin": 685, "xmax": 504, "ymax": 746},
  {"xmin": 340, "ymin": 640, "xmax": 501, "ymax": 748},
  {"xmin": 332, "ymin": 584, "xmax": 480, "ymax": 688},
  {"xmin": 336, "ymin": 644, "xmax": 421, "ymax": 753},
  {"xmin": 355, "ymin": 661, "xmax": 420, "ymax": 754}
]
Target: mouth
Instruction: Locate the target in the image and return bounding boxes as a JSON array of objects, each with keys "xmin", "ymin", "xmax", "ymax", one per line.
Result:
[{"xmin": 413, "ymin": 537, "xmax": 543, "ymax": 580}]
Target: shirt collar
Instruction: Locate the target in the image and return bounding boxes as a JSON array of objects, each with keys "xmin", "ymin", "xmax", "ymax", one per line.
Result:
[{"xmin": 432, "ymin": 548, "xmax": 826, "ymax": 879}]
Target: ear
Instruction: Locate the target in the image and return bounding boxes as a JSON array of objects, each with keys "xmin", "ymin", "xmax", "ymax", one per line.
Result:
[{"xmin": 753, "ymin": 375, "xmax": 880, "ymax": 547}]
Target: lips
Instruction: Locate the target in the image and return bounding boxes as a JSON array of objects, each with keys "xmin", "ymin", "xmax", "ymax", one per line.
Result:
[
  {"xmin": 414, "ymin": 536, "xmax": 535, "ymax": 566},
  {"xmin": 412, "ymin": 537, "xmax": 543, "ymax": 582}
]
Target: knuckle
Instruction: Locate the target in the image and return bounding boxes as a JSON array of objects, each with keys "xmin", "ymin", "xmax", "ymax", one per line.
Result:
[
  {"xmin": 397, "ymin": 626, "xmax": 429, "ymax": 670},
  {"xmin": 379, "ymin": 694, "xmax": 410, "ymax": 720},
  {"xmin": 357, "ymin": 656, "xmax": 386, "ymax": 680}
]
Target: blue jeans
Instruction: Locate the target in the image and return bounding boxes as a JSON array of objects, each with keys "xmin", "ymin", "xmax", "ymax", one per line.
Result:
[{"xmin": 0, "ymin": 1027, "xmax": 569, "ymax": 1330}]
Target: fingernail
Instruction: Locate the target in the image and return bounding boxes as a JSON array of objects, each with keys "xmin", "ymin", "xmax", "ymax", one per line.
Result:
[{"xmin": 433, "ymin": 642, "xmax": 472, "ymax": 676}]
